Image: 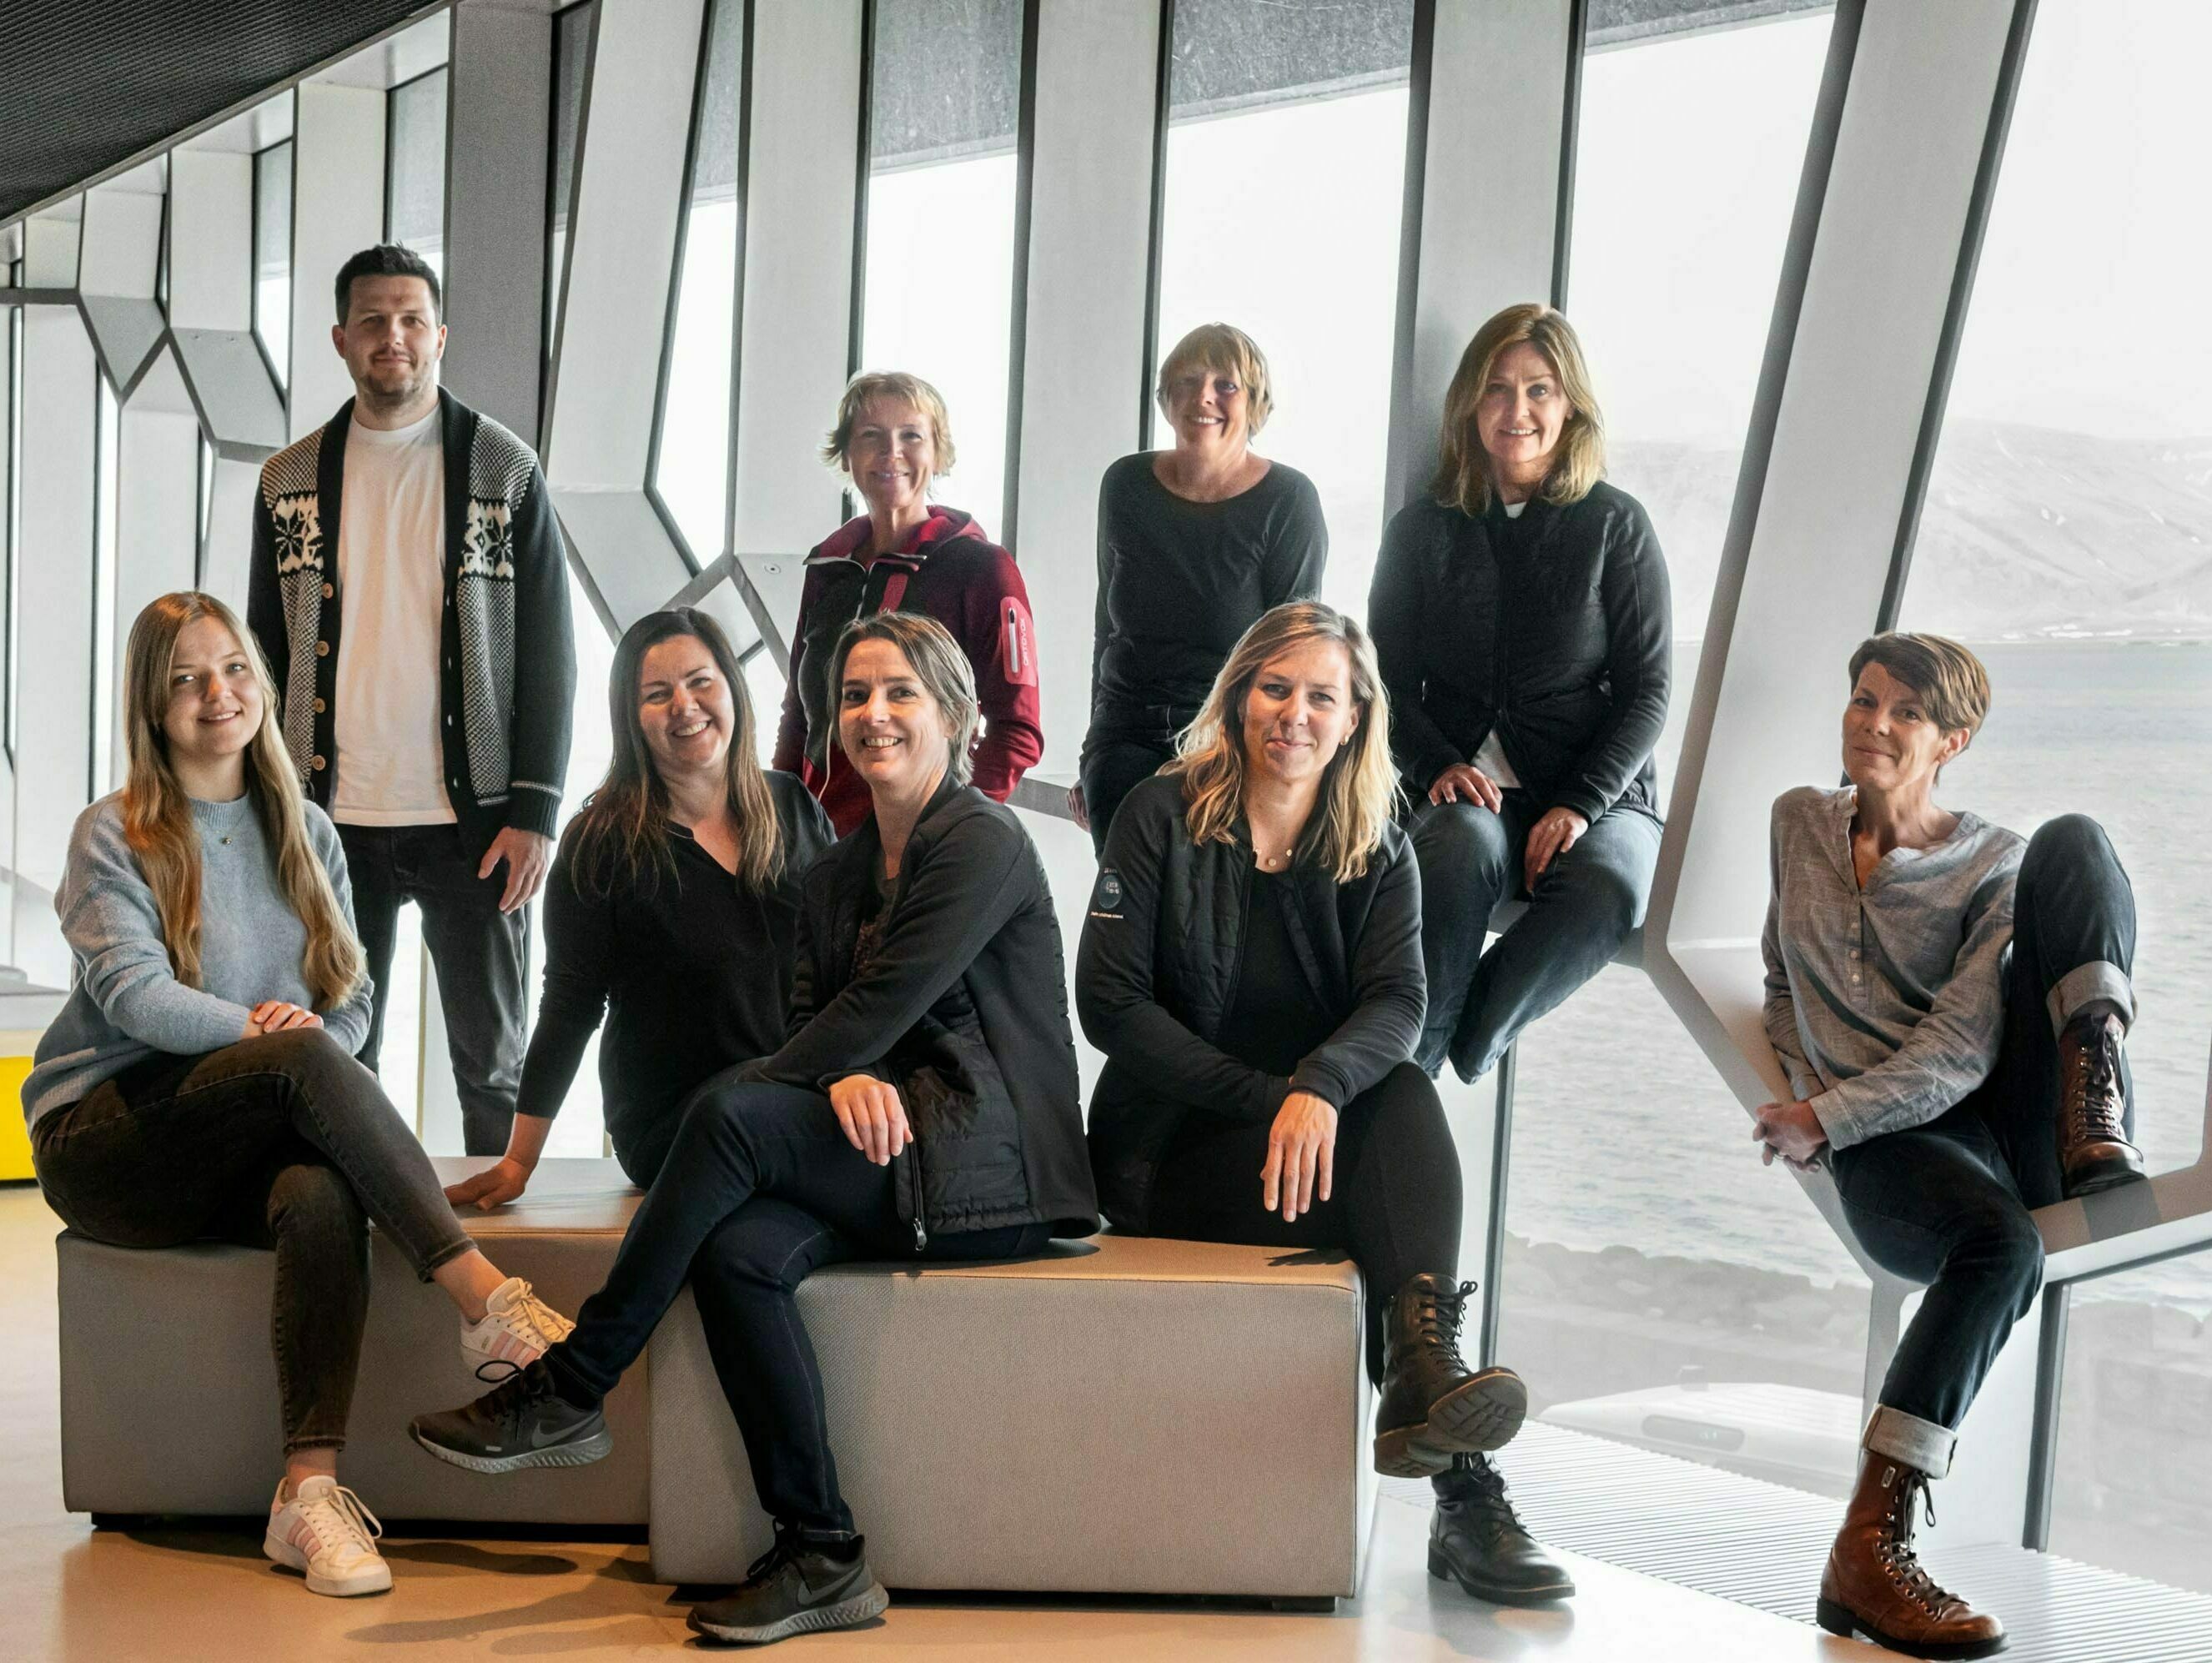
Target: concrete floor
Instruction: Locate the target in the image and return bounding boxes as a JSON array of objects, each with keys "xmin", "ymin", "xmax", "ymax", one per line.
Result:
[{"xmin": 0, "ymin": 1183, "xmax": 1889, "ymax": 1660}]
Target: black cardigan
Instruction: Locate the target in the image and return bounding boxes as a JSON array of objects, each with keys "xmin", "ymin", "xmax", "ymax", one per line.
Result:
[
  {"xmin": 1367, "ymin": 482, "xmax": 1670, "ymax": 823},
  {"xmin": 515, "ymin": 771, "xmax": 834, "ymax": 1167},
  {"xmin": 741, "ymin": 776, "xmax": 1098, "ymax": 1243},
  {"xmin": 1076, "ymin": 773, "xmax": 1427, "ymax": 1232}
]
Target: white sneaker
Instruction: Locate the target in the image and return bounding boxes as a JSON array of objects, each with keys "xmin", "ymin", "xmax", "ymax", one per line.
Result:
[
  {"xmin": 461, "ymin": 1276, "xmax": 575, "ymax": 1382},
  {"xmin": 264, "ymin": 1475, "xmax": 391, "ymax": 1597}
]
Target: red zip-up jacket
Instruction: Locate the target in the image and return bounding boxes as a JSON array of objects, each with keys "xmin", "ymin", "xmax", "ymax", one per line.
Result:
[{"xmin": 772, "ymin": 506, "xmax": 1044, "ymax": 835}]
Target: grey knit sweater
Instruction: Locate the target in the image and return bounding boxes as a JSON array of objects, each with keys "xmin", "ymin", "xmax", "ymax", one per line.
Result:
[{"xmin": 23, "ymin": 791, "xmax": 375, "ymax": 1128}]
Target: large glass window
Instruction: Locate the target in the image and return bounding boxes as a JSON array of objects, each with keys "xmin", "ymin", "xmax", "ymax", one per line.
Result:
[
  {"xmin": 857, "ymin": 0, "xmax": 1024, "ymax": 540},
  {"xmin": 546, "ymin": 1, "xmax": 596, "ymax": 362},
  {"xmin": 1152, "ymin": 0, "xmax": 1414, "ymax": 620},
  {"xmin": 252, "ymin": 140, "xmax": 293, "ymax": 389},
  {"xmin": 386, "ymin": 69, "xmax": 450, "ymax": 285},
  {"xmin": 93, "ymin": 375, "xmax": 119, "ymax": 796},
  {"xmin": 651, "ymin": 0, "xmax": 743, "ymax": 566},
  {"xmin": 1491, "ymin": 8, "xmax": 1851, "ymax": 1492}
]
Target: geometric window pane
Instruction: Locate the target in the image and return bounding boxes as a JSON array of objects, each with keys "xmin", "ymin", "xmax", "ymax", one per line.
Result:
[
  {"xmin": 1565, "ymin": 10, "xmax": 1833, "ymax": 798},
  {"xmin": 1154, "ymin": 0, "xmax": 1415, "ymax": 621},
  {"xmin": 1899, "ymin": 0, "xmax": 2212, "ymax": 1187},
  {"xmin": 651, "ymin": 0, "xmax": 742, "ymax": 567},
  {"xmin": 859, "ymin": 0, "xmax": 1023, "ymax": 543},
  {"xmin": 1497, "ymin": 962, "xmax": 1873, "ymax": 1498},
  {"xmin": 546, "ymin": 1, "xmax": 596, "ymax": 359},
  {"xmin": 388, "ymin": 68, "xmax": 450, "ymax": 287},
  {"xmin": 93, "ymin": 375, "xmax": 120, "ymax": 796},
  {"xmin": 254, "ymin": 141, "xmax": 293, "ymax": 389}
]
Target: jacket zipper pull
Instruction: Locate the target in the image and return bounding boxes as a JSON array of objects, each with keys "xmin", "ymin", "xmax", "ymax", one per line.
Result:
[{"xmin": 912, "ymin": 1213, "xmax": 928, "ymax": 1254}]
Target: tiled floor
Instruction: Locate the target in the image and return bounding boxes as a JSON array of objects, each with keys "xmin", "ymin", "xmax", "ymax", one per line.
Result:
[{"xmin": 0, "ymin": 1183, "xmax": 1883, "ymax": 1660}]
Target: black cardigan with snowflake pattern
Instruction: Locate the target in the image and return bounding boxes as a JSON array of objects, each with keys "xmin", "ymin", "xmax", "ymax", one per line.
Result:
[{"xmin": 246, "ymin": 389, "xmax": 576, "ymax": 855}]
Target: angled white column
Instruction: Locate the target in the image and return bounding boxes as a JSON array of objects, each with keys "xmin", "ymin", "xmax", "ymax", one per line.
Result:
[
  {"xmin": 541, "ymin": 0, "xmax": 709, "ymax": 631},
  {"xmin": 22, "ymin": 209, "xmax": 83, "ymax": 289},
  {"xmin": 1008, "ymin": 0, "xmax": 1164, "ymax": 779},
  {"xmin": 168, "ymin": 145, "xmax": 287, "ymax": 463},
  {"xmin": 114, "ymin": 354, "xmax": 203, "ymax": 768},
  {"xmin": 728, "ymin": 0, "xmax": 865, "ymax": 625},
  {"xmin": 78, "ymin": 176, "xmax": 168, "ymax": 396},
  {"xmin": 1381, "ymin": 0, "xmax": 1576, "ymax": 517},
  {"xmin": 288, "ymin": 82, "xmax": 388, "ymax": 436}
]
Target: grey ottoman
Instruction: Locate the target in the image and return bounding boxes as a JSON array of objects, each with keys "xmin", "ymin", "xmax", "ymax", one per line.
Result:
[
  {"xmin": 647, "ymin": 1233, "xmax": 1374, "ymax": 1598},
  {"xmin": 57, "ymin": 1156, "xmax": 650, "ymax": 1525}
]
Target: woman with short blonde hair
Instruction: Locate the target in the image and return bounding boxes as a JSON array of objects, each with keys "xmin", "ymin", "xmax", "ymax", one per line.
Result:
[
  {"xmin": 24, "ymin": 590, "xmax": 573, "ymax": 1603},
  {"xmin": 1075, "ymin": 321, "xmax": 1328, "ymax": 855},
  {"xmin": 772, "ymin": 369, "xmax": 1041, "ymax": 836},
  {"xmin": 1370, "ymin": 300, "xmax": 1671, "ymax": 1088}
]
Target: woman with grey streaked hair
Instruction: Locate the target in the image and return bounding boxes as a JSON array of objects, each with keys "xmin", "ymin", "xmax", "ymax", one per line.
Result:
[{"xmin": 1757, "ymin": 630, "xmax": 2144, "ymax": 1660}]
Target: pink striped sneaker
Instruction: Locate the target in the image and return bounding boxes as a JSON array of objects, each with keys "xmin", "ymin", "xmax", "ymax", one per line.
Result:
[
  {"xmin": 461, "ymin": 1277, "xmax": 574, "ymax": 1382},
  {"xmin": 264, "ymin": 1475, "xmax": 390, "ymax": 1597}
]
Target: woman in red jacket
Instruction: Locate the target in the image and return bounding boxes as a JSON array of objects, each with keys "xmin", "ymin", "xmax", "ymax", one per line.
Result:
[{"xmin": 772, "ymin": 371, "xmax": 1043, "ymax": 835}]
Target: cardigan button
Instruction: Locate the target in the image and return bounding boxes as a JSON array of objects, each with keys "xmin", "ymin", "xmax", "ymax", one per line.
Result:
[
  {"xmin": 315, "ymin": 641, "xmax": 329, "ymax": 657},
  {"xmin": 320, "ymin": 582, "xmax": 334, "ymax": 600},
  {"xmin": 311, "ymin": 755, "xmax": 326, "ymax": 771},
  {"xmin": 313, "ymin": 698, "xmax": 326, "ymax": 714}
]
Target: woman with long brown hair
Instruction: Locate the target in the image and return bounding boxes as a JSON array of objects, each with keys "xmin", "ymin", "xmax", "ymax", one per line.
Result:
[
  {"xmin": 1078, "ymin": 600, "xmax": 1571, "ymax": 1610},
  {"xmin": 23, "ymin": 591, "xmax": 574, "ymax": 1602},
  {"xmin": 445, "ymin": 609, "xmax": 833, "ymax": 1208},
  {"xmin": 1370, "ymin": 301, "xmax": 1670, "ymax": 1084}
]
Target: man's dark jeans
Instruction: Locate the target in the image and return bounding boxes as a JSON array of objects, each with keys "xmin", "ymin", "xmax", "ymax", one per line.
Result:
[
  {"xmin": 1831, "ymin": 815, "xmax": 2136, "ymax": 1448},
  {"xmin": 543, "ymin": 1073, "xmax": 1048, "ymax": 1539},
  {"xmin": 29, "ymin": 1029, "xmax": 475, "ymax": 1453},
  {"xmin": 1410, "ymin": 791, "xmax": 1662, "ymax": 1081},
  {"xmin": 340, "ymin": 822, "xmax": 527, "ymax": 1156}
]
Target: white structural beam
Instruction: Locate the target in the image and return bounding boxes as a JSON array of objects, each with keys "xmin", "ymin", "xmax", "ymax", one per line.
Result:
[
  {"xmin": 288, "ymin": 82, "xmax": 387, "ymax": 437},
  {"xmin": 443, "ymin": 0, "xmax": 553, "ymax": 446},
  {"xmin": 728, "ymin": 0, "xmax": 865, "ymax": 614},
  {"xmin": 114, "ymin": 354, "xmax": 203, "ymax": 771},
  {"xmin": 200, "ymin": 457, "xmax": 264, "ymax": 612},
  {"xmin": 541, "ymin": 0, "xmax": 706, "ymax": 632},
  {"xmin": 13, "ymin": 309, "xmax": 99, "ymax": 988},
  {"xmin": 1008, "ymin": 0, "xmax": 1164, "ymax": 780},
  {"xmin": 78, "ymin": 183, "xmax": 168, "ymax": 396},
  {"xmin": 167, "ymin": 148, "xmax": 255, "ymax": 334},
  {"xmin": 23, "ymin": 208, "xmax": 83, "ymax": 289}
]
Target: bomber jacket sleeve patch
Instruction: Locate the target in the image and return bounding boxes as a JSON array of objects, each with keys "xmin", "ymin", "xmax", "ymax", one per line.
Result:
[{"xmin": 1088, "ymin": 865, "xmax": 1126, "ymax": 921}]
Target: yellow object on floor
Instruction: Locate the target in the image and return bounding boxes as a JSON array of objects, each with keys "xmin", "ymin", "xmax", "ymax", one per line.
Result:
[{"xmin": 0, "ymin": 1053, "xmax": 33, "ymax": 1181}]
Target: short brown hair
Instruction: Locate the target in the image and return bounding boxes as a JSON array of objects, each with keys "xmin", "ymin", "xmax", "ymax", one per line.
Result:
[
  {"xmin": 1848, "ymin": 632, "xmax": 1992, "ymax": 738},
  {"xmin": 1155, "ymin": 323, "xmax": 1274, "ymax": 435},
  {"xmin": 830, "ymin": 611, "xmax": 981, "ymax": 785},
  {"xmin": 822, "ymin": 370, "xmax": 957, "ymax": 478},
  {"xmin": 1431, "ymin": 302, "xmax": 1605, "ymax": 515}
]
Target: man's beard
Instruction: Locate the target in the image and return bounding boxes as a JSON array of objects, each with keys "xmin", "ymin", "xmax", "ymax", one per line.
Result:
[{"xmin": 359, "ymin": 362, "xmax": 435, "ymax": 413}]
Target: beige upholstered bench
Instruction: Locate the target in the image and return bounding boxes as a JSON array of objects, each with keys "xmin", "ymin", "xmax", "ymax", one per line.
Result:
[
  {"xmin": 646, "ymin": 1233, "xmax": 1374, "ymax": 1600},
  {"xmin": 56, "ymin": 1156, "xmax": 650, "ymax": 1526}
]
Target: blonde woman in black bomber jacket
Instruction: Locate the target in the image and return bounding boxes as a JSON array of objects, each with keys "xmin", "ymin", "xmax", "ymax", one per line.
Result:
[{"xmin": 1078, "ymin": 600, "xmax": 1574, "ymax": 1607}]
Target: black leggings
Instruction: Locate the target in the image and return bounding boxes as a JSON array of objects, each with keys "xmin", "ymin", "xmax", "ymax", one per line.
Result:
[{"xmin": 1148, "ymin": 1061, "xmax": 1462, "ymax": 1384}]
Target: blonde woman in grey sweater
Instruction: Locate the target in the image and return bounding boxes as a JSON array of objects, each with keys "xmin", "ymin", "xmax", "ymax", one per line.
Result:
[{"xmin": 23, "ymin": 592, "xmax": 574, "ymax": 1600}]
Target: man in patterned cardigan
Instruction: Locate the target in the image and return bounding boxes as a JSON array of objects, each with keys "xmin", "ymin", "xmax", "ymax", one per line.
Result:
[{"xmin": 247, "ymin": 244, "xmax": 574, "ymax": 1156}]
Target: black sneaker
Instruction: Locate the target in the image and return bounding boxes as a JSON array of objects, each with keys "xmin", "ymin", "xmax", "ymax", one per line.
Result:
[
  {"xmin": 409, "ymin": 1359, "xmax": 611, "ymax": 1475},
  {"xmin": 686, "ymin": 1527, "xmax": 890, "ymax": 1645}
]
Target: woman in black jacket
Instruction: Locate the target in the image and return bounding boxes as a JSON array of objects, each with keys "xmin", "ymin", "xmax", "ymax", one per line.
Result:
[
  {"xmin": 1080, "ymin": 600, "xmax": 1570, "ymax": 1608},
  {"xmin": 1370, "ymin": 302, "xmax": 1669, "ymax": 1083},
  {"xmin": 1073, "ymin": 323, "xmax": 1328, "ymax": 854},
  {"xmin": 443, "ymin": 609, "xmax": 833, "ymax": 1211},
  {"xmin": 414, "ymin": 612, "xmax": 1097, "ymax": 1645}
]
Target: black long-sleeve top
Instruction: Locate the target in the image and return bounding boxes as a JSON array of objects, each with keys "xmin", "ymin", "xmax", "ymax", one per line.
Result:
[
  {"xmin": 515, "ymin": 771, "xmax": 833, "ymax": 1168},
  {"xmin": 1087, "ymin": 454, "xmax": 1327, "ymax": 735},
  {"xmin": 1367, "ymin": 482, "xmax": 1671, "ymax": 823},
  {"xmin": 1076, "ymin": 773, "xmax": 1426, "ymax": 1231}
]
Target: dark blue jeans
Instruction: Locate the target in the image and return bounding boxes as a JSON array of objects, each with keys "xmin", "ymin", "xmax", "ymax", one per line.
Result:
[
  {"xmin": 339, "ymin": 822, "xmax": 528, "ymax": 1157},
  {"xmin": 543, "ymin": 1073, "xmax": 1048, "ymax": 1538},
  {"xmin": 1410, "ymin": 791, "xmax": 1662, "ymax": 1081},
  {"xmin": 1831, "ymin": 815, "xmax": 2135, "ymax": 1460}
]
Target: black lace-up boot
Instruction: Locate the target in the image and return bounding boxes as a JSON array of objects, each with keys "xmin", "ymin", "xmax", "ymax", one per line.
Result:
[
  {"xmin": 2058, "ymin": 1010, "xmax": 2145, "ymax": 1197},
  {"xmin": 1429, "ymin": 1452, "xmax": 1575, "ymax": 1605},
  {"xmin": 1372, "ymin": 1274, "xmax": 1527, "ymax": 1478}
]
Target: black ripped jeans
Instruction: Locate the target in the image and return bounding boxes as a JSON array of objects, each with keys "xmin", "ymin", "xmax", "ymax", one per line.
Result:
[{"xmin": 30, "ymin": 1028, "xmax": 475, "ymax": 1454}]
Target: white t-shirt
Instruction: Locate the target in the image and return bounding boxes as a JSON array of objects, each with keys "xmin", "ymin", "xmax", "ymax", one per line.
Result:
[
  {"xmin": 1473, "ymin": 499, "xmax": 1526, "ymax": 790},
  {"xmin": 331, "ymin": 408, "xmax": 455, "ymax": 826}
]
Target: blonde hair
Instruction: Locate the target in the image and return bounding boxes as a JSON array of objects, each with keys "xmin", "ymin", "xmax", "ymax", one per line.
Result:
[
  {"xmin": 120, "ymin": 591, "xmax": 364, "ymax": 1007},
  {"xmin": 830, "ymin": 611, "xmax": 981, "ymax": 786},
  {"xmin": 1167, "ymin": 601, "xmax": 1398, "ymax": 882},
  {"xmin": 1848, "ymin": 632, "xmax": 1993, "ymax": 741},
  {"xmin": 1432, "ymin": 302, "xmax": 1606, "ymax": 515},
  {"xmin": 1155, "ymin": 323, "xmax": 1274, "ymax": 435},
  {"xmin": 822, "ymin": 370, "xmax": 957, "ymax": 480}
]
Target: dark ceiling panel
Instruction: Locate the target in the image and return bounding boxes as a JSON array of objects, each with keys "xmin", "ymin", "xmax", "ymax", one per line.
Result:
[{"xmin": 0, "ymin": 0, "xmax": 435, "ymax": 224}]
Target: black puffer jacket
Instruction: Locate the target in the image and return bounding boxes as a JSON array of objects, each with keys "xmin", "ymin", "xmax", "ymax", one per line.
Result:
[
  {"xmin": 742, "ymin": 776, "xmax": 1098, "ymax": 1243},
  {"xmin": 1076, "ymin": 774, "xmax": 1426, "ymax": 1231},
  {"xmin": 1368, "ymin": 482, "xmax": 1670, "ymax": 823}
]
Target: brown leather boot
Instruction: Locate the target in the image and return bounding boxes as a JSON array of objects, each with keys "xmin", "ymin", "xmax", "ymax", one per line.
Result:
[
  {"xmin": 2058, "ymin": 1010, "xmax": 2145, "ymax": 1197},
  {"xmin": 1817, "ymin": 1453, "xmax": 2004, "ymax": 1659}
]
